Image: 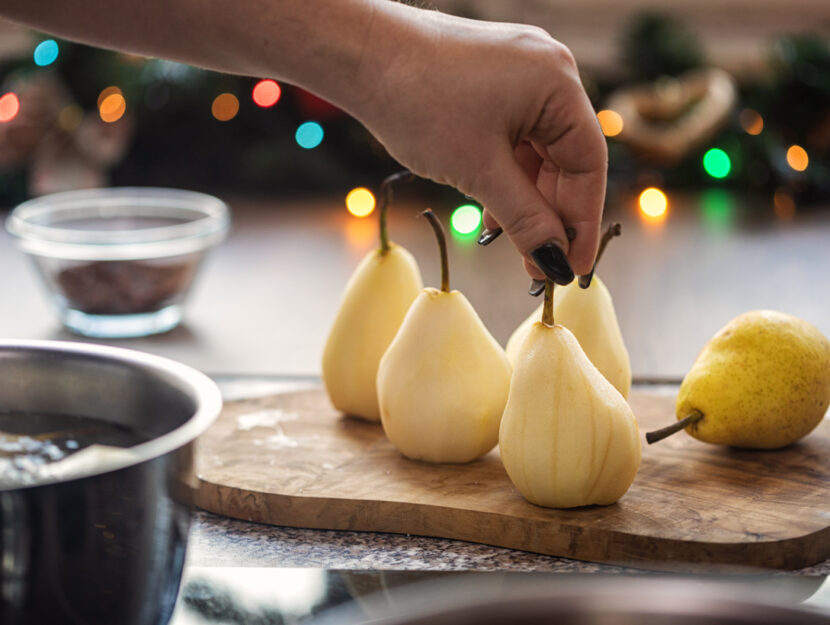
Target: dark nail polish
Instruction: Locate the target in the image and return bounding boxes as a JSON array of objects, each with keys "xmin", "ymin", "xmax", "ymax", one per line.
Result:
[
  {"xmin": 528, "ymin": 279, "xmax": 546, "ymax": 297},
  {"xmin": 530, "ymin": 243, "xmax": 575, "ymax": 285},
  {"xmin": 477, "ymin": 228, "xmax": 503, "ymax": 246},
  {"xmin": 578, "ymin": 273, "xmax": 594, "ymax": 289},
  {"xmin": 565, "ymin": 227, "xmax": 577, "ymax": 241}
]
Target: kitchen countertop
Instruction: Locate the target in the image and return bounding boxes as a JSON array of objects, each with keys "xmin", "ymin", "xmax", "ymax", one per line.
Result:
[{"xmin": 2, "ymin": 192, "xmax": 829, "ymax": 610}]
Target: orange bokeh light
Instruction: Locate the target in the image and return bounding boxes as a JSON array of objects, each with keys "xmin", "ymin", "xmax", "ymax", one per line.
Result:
[
  {"xmin": 786, "ymin": 145, "xmax": 809, "ymax": 172},
  {"xmin": 99, "ymin": 93, "xmax": 126, "ymax": 123},
  {"xmin": 597, "ymin": 109, "xmax": 624, "ymax": 137},
  {"xmin": 638, "ymin": 187, "xmax": 668, "ymax": 222},
  {"xmin": 739, "ymin": 108, "xmax": 764, "ymax": 136},
  {"xmin": 252, "ymin": 79, "xmax": 281, "ymax": 108},
  {"xmin": 97, "ymin": 86, "xmax": 122, "ymax": 108},
  {"xmin": 0, "ymin": 93, "xmax": 19, "ymax": 122},
  {"xmin": 212, "ymin": 93, "xmax": 239, "ymax": 121}
]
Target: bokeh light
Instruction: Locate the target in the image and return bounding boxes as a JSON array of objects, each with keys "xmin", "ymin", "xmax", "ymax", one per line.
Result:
[
  {"xmin": 739, "ymin": 108, "xmax": 763, "ymax": 135},
  {"xmin": 252, "ymin": 79, "xmax": 281, "ymax": 108},
  {"xmin": 58, "ymin": 104, "xmax": 83, "ymax": 132},
  {"xmin": 295, "ymin": 121, "xmax": 324, "ymax": 149},
  {"xmin": 773, "ymin": 189, "xmax": 796, "ymax": 220},
  {"xmin": 0, "ymin": 93, "xmax": 20, "ymax": 122},
  {"xmin": 450, "ymin": 204, "xmax": 482, "ymax": 236},
  {"xmin": 702, "ymin": 148, "xmax": 731, "ymax": 179},
  {"xmin": 786, "ymin": 145, "xmax": 809, "ymax": 172},
  {"xmin": 597, "ymin": 109, "xmax": 624, "ymax": 137},
  {"xmin": 638, "ymin": 187, "xmax": 668, "ymax": 222},
  {"xmin": 212, "ymin": 93, "xmax": 239, "ymax": 121},
  {"xmin": 33, "ymin": 40, "xmax": 59, "ymax": 66},
  {"xmin": 97, "ymin": 86, "xmax": 122, "ymax": 108},
  {"xmin": 99, "ymin": 92, "xmax": 126, "ymax": 123},
  {"xmin": 345, "ymin": 187, "xmax": 376, "ymax": 218}
]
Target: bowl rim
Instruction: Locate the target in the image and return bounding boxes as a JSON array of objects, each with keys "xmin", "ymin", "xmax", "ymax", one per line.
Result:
[
  {"xmin": 5, "ymin": 187, "xmax": 230, "ymax": 260},
  {"xmin": 0, "ymin": 339, "xmax": 223, "ymax": 489}
]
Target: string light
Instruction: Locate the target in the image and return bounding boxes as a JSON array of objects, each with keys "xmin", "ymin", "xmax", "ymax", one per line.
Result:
[
  {"xmin": 295, "ymin": 121, "xmax": 323, "ymax": 149},
  {"xmin": 450, "ymin": 204, "xmax": 482, "ymax": 236},
  {"xmin": 97, "ymin": 86, "xmax": 122, "ymax": 108},
  {"xmin": 638, "ymin": 187, "xmax": 668, "ymax": 222},
  {"xmin": 739, "ymin": 108, "xmax": 763, "ymax": 135},
  {"xmin": 702, "ymin": 148, "xmax": 731, "ymax": 179},
  {"xmin": 786, "ymin": 145, "xmax": 809, "ymax": 172},
  {"xmin": 212, "ymin": 93, "xmax": 239, "ymax": 121},
  {"xmin": 597, "ymin": 109, "xmax": 624, "ymax": 137},
  {"xmin": 99, "ymin": 92, "xmax": 126, "ymax": 123},
  {"xmin": 0, "ymin": 93, "xmax": 20, "ymax": 122},
  {"xmin": 345, "ymin": 187, "xmax": 376, "ymax": 218},
  {"xmin": 252, "ymin": 79, "xmax": 281, "ymax": 108},
  {"xmin": 33, "ymin": 40, "xmax": 59, "ymax": 66}
]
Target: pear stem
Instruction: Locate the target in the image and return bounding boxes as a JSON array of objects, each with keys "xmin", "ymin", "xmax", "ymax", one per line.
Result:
[
  {"xmin": 378, "ymin": 170, "xmax": 414, "ymax": 255},
  {"xmin": 645, "ymin": 410, "xmax": 704, "ymax": 445},
  {"xmin": 541, "ymin": 279, "xmax": 555, "ymax": 327},
  {"xmin": 422, "ymin": 209, "xmax": 450, "ymax": 292},
  {"xmin": 579, "ymin": 222, "xmax": 622, "ymax": 289}
]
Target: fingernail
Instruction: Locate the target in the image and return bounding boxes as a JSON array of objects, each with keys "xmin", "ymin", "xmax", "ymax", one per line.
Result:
[
  {"xmin": 477, "ymin": 228, "xmax": 503, "ymax": 246},
  {"xmin": 530, "ymin": 243, "xmax": 574, "ymax": 285},
  {"xmin": 565, "ymin": 227, "xmax": 577, "ymax": 241},
  {"xmin": 528, "ymin": 279, "xmax": 546, "ymax": 297},
  {"xmin": 578, "ymin": 273, "xmax": 594, "ymax": 289}
]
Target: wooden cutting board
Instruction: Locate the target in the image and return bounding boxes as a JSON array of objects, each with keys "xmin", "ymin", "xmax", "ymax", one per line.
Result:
[{"xmin": 194, "ymin": 386, "xmax": 830, "ymax": 571}]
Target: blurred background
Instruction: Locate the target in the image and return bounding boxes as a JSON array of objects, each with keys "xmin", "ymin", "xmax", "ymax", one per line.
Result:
[{"xmin": 1, "ymin": 1, "xmax": 829, "ymax": 378}]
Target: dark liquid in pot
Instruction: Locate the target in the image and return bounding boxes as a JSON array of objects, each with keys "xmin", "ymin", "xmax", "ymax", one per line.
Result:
[{"xmin": 0, "ymin": 412, "xmax": 150, "ymax": 487}]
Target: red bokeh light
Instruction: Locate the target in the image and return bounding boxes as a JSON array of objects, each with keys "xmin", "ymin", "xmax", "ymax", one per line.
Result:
[
  {"xmin": 252, "ymin": 79, "xmax": 281, "ymax": 108},
  {"xmin": 0, "ymin": 93, "xmax": 20, "ymax": 122}
]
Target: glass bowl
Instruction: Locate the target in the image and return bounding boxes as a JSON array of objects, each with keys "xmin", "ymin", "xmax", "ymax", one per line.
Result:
[{"xmin": 6, "ymin": 187, "xmax": 230, "ymax": 338}]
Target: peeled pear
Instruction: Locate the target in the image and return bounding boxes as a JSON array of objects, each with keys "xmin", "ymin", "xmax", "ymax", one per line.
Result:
[
  {"xmin": 506, "ymin": 276, "xmax": 631, "ymax": 398},
  {"xmin": 505, "ymin": 225, "xmax": 630, "ymax": 398},
  {"xmin": 649, "ymin": 310, "xmax": 830, "ymax": 449},
  {"xmin": 377, "ymin": 210, "xmax": 511, "ymax": 463},
  {"xmin": 500, "ymin": 282, "xmax": 641, "ymax": 508},
  {"xmin": 322, "ymin": 172, "xmax": 422, "ymax": 421}
]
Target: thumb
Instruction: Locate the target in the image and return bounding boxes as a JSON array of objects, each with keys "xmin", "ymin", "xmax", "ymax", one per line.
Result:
[{"xmin": 475, "ymin": 150, "xmax": 574, "ymax": 284}]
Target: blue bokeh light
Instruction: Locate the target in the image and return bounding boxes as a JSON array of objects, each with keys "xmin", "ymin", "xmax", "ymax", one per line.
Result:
[
  {"xmin": 34, "ymin": 40, "xmax": 59, "ymax": 67},
  {"xmin": 295, "ymin": 121, "xmax": 324, "ymax": 149}
]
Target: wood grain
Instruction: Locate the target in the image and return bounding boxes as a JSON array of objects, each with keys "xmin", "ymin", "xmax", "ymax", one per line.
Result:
[{"xmin": 194, "ymin": 387, "xmax": 830, "ymax": 571}]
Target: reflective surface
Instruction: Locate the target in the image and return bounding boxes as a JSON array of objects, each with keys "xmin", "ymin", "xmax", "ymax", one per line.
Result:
[{"xmin": 170, "ymin": 568, "xmax": 830, "ymax": 625}]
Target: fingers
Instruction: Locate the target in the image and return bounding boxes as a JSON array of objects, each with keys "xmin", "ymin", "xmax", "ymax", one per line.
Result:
[
  {"xmin": 476, "ymin": 146, "xmax": 574, "ymax": 284},
  {"xmin": 531, "ymin": 88, "xmax": 607, "ymax": 275}
]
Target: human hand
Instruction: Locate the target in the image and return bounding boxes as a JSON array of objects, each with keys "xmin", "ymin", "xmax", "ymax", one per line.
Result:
[{"xmin": 351, "ymin": 4, "xmax": 607, "ymax": 284}]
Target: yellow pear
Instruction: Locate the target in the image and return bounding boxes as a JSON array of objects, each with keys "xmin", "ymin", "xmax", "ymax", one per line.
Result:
[
  {"xmin": 322, "ymin": 172, "xmax": 422, "ymax": 421},
  {"xmin": 377, "ymin": 210, "xmax": 511, "ymax": 463},
  {"xmin": 649, "ymin": 310, "xmax": 830, "ymax": 449},
  {"xmin": 506, "ymin": 225, "xmax": 630, "ymax": 398},
  {"xmin": 500, "ymin": 281, "xmax": 641, "ymax": 508}
]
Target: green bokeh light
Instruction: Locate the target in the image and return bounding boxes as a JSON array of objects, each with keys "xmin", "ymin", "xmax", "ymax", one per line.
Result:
[
  {"xmin": 703, "ymin": 148, "xmax": 731, "ymax": 179},
  {"xmin": 450, "ymin": 204, "xmax": 482, "ymax": 237}
]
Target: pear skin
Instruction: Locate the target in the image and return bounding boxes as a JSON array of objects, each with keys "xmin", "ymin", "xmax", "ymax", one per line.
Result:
[
  {"xmin": 500, "ymin": 322, "xmax": 641, "ymax": 508},
  {"xmin": 676, "ymin": 310, "xmax": 830, "ymax": 449},
  {"xmin": 505, "ymin": 276, "xmax": 631, "ymax": 398},
  {"xmin": 322, "ymin": 244, "xmax": 422, "ymax": 421},
  {"xmin": 377, "ymin": 288, "xmax": 512, "ymax": 463}
]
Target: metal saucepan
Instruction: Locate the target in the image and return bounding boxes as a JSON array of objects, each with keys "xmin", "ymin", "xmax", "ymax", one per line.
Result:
[{"xmin": 0, "ymin": 339, "xmax": 222, "ymax": 625}]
